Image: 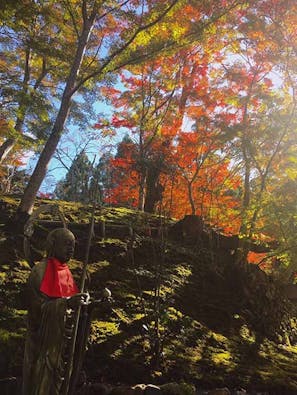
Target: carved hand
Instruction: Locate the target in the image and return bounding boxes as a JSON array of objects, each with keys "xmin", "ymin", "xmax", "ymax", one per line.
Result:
[{"xmin": 67, "ymin": 292, "xmax": 90, "ymax": 309}]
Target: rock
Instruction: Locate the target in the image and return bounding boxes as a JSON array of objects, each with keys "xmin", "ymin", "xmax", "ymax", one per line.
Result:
[
  {"xmin": 132, "ymin": 384, "xmax": 147, "ymax": 391},
  {"xmin": 145, "ymin": 384, "xmax": 161, "ymax": 394},
  {"xmin": 169, "ymin": 215, "xmax": 204, "ymax": 244},
  {"xmin": 108, "ymin": 383, "xmax": 161, "ymax": 395},
  {"xmin": 207, "ymin": 388, "xmax": 231, "ymax": 395}
]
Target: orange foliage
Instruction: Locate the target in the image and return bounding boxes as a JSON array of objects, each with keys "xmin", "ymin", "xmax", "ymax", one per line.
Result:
[
  {"xmin": 94, "ymin": 0, "xmax": 297, "ymax": 240},
  {"xmin": 247, "ymin": 252, "xmax": 267, "ymax": 265}
]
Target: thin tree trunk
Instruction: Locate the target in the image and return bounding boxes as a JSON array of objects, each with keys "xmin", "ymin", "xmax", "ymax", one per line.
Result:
[
  {"xmin": 138, "ymin": 171, "xmax": 146, "ymax": 211},
  {"xmin": 0, "ymin": 139, "xmax": 15, "ymax": 165},
  {"xmin": 19, "ymin": 102, "xmax": 71, "ymax": 214},
  {"xmin": 236, "ymin": 140, "xmax": 251, "ymax": 265},
  {"xmin": 18, "ymin": 12, "xmax": 96, "ymax": 216},
  {"xmin": 188, "ymin": 181, "xmax": 196, "ymax": 215},
  {"xmin": 144, "ymin": 166, "xmax": 163, "ymax": 213},
  {"xmin": 0, "ymin": 113, "xmax": 28, "ymax": 164},
  {"xmin": 239, "ymin": 143, "xmax": 251, "ymax": 236}
]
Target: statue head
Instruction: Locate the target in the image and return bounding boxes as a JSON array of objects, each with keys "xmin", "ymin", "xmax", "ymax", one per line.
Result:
[{"xmin": 46, "ymin": 228, "xmax": 75, "ymax": 262}]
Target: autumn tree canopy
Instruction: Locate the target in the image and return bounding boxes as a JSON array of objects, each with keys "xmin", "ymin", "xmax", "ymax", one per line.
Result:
[{"xmin": 1, "ymin": 0, "xmax": 297, "ymax": 274}]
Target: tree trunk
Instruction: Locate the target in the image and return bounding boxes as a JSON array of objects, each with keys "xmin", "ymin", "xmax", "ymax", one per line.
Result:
[
  {"xmin": 144, "ymin": 166, "xmax": 163, "ymax": 213},
  {"xmin": 18, "ymin": 103, "xmax": 71, "ymax": 214},
  {"xmin": 17, "ymin": 14, "xmax": 96, "ymax": 217},
  {"xmin": 240, "ymin": 145, "xmax": 251, "ymax": 235},
  {"xmin": 0, "ymin": 47, "xmax": 30, "ymax": 164},
  {"xmin": 138, "ymin": 171, "xmax": 146, "ymax": 211},
  {"xmin": 236, "ymin": 137, "xmax": 251, "ymax": 266},
  {"xmin": 188, "ymin": 181, "xmax": 196, "ymax": 215},
  {"xmin": 0, "ymin": 115, "xmax": 28, "ymax": 164},
  {"xmin": 0, "ymin": 138, "xmax": 15, "ymax": 165}
]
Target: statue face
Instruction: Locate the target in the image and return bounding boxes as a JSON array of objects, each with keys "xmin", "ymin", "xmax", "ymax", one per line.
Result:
[{"xmin": 49, "ymin": 229, "xmax": 75, "ymax": 263}]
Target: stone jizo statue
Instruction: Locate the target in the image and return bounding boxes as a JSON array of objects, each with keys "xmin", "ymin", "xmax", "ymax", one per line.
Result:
[{"xmin": 22, "ymin": 228, "xmax": 89, "ymax": 395}]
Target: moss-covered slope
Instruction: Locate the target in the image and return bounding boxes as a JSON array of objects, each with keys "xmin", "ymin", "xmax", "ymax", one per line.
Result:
[{"xmin": 1, "ymin": 196, "xmax": 297, "ymax": 394}]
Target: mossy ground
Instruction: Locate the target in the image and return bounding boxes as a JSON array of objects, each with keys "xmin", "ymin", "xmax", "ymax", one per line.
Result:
[{"xmin": 1, "ymin": 196, "xmax": 297, "ymax": 393}]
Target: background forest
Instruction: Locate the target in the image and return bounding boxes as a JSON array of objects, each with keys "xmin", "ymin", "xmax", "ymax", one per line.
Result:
[{"xmin": 1, "ymin": 0, "xmax": 297, "ymax": 288}]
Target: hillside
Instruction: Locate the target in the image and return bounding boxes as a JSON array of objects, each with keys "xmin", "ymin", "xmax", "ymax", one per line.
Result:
[{"xmin": 1, "ymin": 195, "xmax": 297, "ymax": 394}]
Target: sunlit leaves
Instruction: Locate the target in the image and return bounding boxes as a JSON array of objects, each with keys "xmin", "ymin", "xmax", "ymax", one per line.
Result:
[{"xmin": 2, "ymin": 0, "xmax": 297, "ymax": 277}]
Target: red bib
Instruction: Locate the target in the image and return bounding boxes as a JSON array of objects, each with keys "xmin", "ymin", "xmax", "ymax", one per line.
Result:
[{"xmin": 40, "ymin": 257, "xmax": 79, "ymax": 297}]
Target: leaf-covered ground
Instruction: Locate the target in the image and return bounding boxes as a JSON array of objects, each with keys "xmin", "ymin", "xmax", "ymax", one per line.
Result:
[{"xmin": 1, "ymin": 195, "xmax": 297, "ymax": 394}]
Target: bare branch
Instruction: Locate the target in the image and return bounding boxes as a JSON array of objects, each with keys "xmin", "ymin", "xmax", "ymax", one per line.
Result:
[{"xmin": 82, "ymin": 0, "xmax": 88, "ymax": 24}]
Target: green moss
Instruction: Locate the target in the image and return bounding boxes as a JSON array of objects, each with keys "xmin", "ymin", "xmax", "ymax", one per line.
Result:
[
  {"xmin": 18, "ymin": 260, "xmax": 31, "ymax": 269},
  {"xmin": 88, "ymin": 260, "xmax": 110, "ymax": 272},
  {"xmin": 0, "ymin": 196, "xmax": 19, "ymax": 205},
  {"xmin": 132, "ymin": 313, "xmax": 145, "ymax": 321},
  {"xmin": 211, "ymin": 351, "xmax": 233, "ymax": 366},
  {"xmin": 100, "ymin": 237, "xmax": 127, "ymax": 245},
  {"xmin": 142, "ymin": 290, "xmax": 155, "ymax": 297},
  {"xmin": 111, "ymin": 308, "xmax": 130, "ymax": 324},
  {"xmin": 0, "ymin": 329, "xmax": 13, "ymax": 343},
  {"xmin": 160, "ymin": 382, "xmax": 196, "ymax": 395},
  {"xmin": 112, "ymin": 289, "xmax": 137, "ymax": 301},
  {"xmin": 284, "ymin": 345, "xmax": 297, "ymax": 354},
  {"xmin": 90, "ymin": 320, "xmax": 120, "ymax": 343},
  {"xmin": 166, "ymin": 307, "xmax": 183, "ymax": 320},
  {"xmin": 0, "ymin": 328, "xmax": 24, "ymax": 344},
  {"xmin": 174, "ymin": 265, "xmax": 192, "ymax": 277}
]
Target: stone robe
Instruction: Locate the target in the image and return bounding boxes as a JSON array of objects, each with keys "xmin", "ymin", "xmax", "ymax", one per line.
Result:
[{"xmin": 22, "ymin": 260, "xmax": 69, "ymax": 395}]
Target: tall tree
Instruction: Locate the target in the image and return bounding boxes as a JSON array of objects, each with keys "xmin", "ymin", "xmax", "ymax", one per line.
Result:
[
  {"xmin": 212, "ymin": 0, "xmax": 297, "ymax": 257},
  {"xmin": 96, "ymin": 59, "xmax": 180, "ymax": 211},
  {"xmin": 108, "ymin": 135, "xmax": 140, "ymax": 208},
  {"xmin": 54, "ymin": 150, "xmax": 93, "ymax": 203},
  {"xmin": 89, "ymin": 152, "xmax": 115, "ymax": 205}
]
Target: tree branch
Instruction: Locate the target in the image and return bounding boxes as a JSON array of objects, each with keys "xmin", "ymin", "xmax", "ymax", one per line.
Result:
[{"xmin": 72, "ymin": 0, "xmax": 179, "ymax": 94}]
